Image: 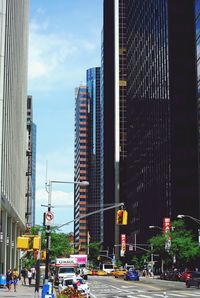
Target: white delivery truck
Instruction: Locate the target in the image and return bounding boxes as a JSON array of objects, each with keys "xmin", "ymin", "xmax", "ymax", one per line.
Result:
[
  {"xmin": 54, "ymin": 257, "xmax": 78, "ymax": 286},
  {"xmin": 70, "ymin": 254, "xmax": 88, "ymax": 280}
]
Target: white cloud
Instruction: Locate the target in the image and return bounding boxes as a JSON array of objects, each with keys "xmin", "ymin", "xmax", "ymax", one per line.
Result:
[
  {"xmin": 28, "ymin": 19, "xmax": 100, "ymax": 92},
  {"xmin": 36, "ymin": 189, "xmax": 73, "ymax": 208}
]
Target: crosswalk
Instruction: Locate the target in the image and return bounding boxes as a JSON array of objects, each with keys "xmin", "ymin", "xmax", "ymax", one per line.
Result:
[
  {"xmin": 91, "ymin": 290, "xmax": 200, "ymax": 298},
  {"xmin": 89, "ymin": 284, "xmax": 200, "ymax": 298}
]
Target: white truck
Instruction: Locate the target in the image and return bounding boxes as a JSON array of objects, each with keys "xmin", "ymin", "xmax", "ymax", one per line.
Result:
[
  {"xmin": 54, "ymin": 257, "xmax": 78, "ymax": 286},
  {"xmin": 70, "ymin": 254, "xmax": 88, "ymax": 280}
]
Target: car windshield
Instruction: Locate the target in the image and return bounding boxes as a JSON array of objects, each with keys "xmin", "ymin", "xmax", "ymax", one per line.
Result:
[
  {"xmin": 104, "ymin": 265, "xmax": 113, "ymax": 269},
  {"xmin": 64, "ymin": 279, "xmax": 73, "ymax": 286},
  {"xmin": 60, "ymin": 268, "xmax": 75, "ymax": 274}
]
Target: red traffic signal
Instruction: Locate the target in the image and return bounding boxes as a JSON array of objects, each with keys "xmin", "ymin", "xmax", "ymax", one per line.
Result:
[{"xmin": 116, "ymin": 209, "xmax": 128, "ymax": 225}]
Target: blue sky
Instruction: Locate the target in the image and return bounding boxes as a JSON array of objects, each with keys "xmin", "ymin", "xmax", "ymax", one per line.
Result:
[{"xmin": 28, "ymin": 0, "xmax": 103, "ymax": 232}]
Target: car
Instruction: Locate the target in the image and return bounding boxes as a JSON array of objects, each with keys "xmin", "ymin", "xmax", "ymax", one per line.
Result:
[
  {"xmin": 59, "ymin": 276, "xmax": 90, "ymax": 297},
  {"xmin": 180, "ymin": 270, "xmax": 193, "ymax": 282},
  {"xmin": 96, "ymin": 270, "xmax": 107, "ymax": 276},
  {"xmin": 185, "ymin": 271, "xmax": 200, "ymax": 288},
  {"xmin": 112, "ymin": 269, "xmax": 126, "ymax": 278},
  {"xmin": 124, "ymin": 268, "xmax": 139, "ymax": 281}
]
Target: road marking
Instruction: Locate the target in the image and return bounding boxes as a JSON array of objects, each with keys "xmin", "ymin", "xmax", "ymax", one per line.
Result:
[
  {"xmin": 154, "ymin": 294, "xmax": 166, "ymax": 297},
  {"xmin": 183, "ymin": 293, "xmax": 200, "ymax": 296},
  {"xmin": 138, "ymin": 295, "xmax": 152, "ymax": 298},
  {"xmin": 167, "ymin": 294, "xmax": 184, "ymax": 297}
]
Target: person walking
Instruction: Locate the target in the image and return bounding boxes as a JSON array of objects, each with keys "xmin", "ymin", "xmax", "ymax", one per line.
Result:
[
  {"xmin": 31, "ymin": 265, "xmax": 36, "ymax": 280},
  {"xmin": 28, "ymin": 269, "xmax": 32, "ymax": 286},
  {"xmin": 6, "ymin": 269, "xmax": 12, "ymax": 291},
  {"xmin": 12, "ymin": 268, "xmax": 19, "ymax": 292},
  {"xmin": 21, "ymin": 267, "xmax": 27, "ymax": 285}
]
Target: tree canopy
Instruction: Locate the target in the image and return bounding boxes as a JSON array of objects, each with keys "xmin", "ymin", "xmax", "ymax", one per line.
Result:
[{"xmin": 148, "ymin": 219, "xmax": 200, "ymax": 268}]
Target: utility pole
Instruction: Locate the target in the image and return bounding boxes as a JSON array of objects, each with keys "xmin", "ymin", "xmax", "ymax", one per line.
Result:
[{"xmin": 44, "ymin": 181, "xmax": 52, "ymax": 284}]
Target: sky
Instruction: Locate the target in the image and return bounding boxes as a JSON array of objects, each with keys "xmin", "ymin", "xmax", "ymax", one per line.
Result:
[{"xmin": 28, "ymin": 0, "xmax": 103, "ymax": 233}]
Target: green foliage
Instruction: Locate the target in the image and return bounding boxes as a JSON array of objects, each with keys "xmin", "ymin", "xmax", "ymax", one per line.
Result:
[
  {"xmin": 115, "ymin": 260, "xmax": 123, "ymax": 268},
  {"xmin": 130, "ymin": 255, "xmax": 147, "ymax": 269},
  {"xmin": 21, "ymin": 225, "xmax": 72, "ymax": 267},
  {"xmin": 88, "ymin": 242, "xmax": 102, "ymax": 266},
  {"xmin": 148, "ymin": 219, "xmax": 200, "ymax": 268}
]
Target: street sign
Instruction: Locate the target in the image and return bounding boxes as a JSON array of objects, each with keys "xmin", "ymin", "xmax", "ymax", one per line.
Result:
[{"xmin": 45, "ymin": 211, "xmax": 54, "ymax": 226}]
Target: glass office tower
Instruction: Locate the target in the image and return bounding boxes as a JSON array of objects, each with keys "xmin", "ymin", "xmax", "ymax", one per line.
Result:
[
  {"xmin": 103, "ymin": 0, "xmax": 199, "ymax": 255},
  {"xmin": 87, "ymin": 67, "xmax": 102, "ymax": 243},
  {"xmin": 126, "ymin": 0, "xmax": 198, "ymax": 245}
]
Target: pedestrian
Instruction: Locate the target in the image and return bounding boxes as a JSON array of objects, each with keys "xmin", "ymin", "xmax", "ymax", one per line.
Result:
[
  {"xmin": 28, "ymin": 269, "xmax": 32, "ymax": 286},
  {"xmin": 12, "ymin": 268, "xmax": 19, "ymax": 292},
  {"xmin": 6, "ymin": 269, "xmax": 12, "ymax": 291},
  {"xmin": 21, "ymin": 267, "xmax": 27, "ymax": 285},
  {"xmin": 72, "ymin": 272, "xmax": 79, "ymax": 290},
  {"xmin": 31, "ymin": 265, "xmax": 36, "ymax": 279}
]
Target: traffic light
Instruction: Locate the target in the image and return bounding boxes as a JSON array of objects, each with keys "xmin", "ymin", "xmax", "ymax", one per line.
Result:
[
  {"xmin": 33, "ymin": 236, "xmax": 40, "ymax": 250},
  {"xmin": 116, "ymin": 209, "xmax": 128, "ymax": 225},
  {"xmin": 41, "ymin": 250, "xmax": 46, "ymax": 260},
  {"xmin": 17, "ymin": 237, "xmax": 30, "ymax": 249},
  {"xmin": 122, "ymin": 210, "xmax": 128, "ymax": 225}
]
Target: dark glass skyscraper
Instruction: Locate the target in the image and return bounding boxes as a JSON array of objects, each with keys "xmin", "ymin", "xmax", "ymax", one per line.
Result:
[
  {"xmin": 126, "ymin": 0, "xmax": 199, "ymax": 244},
  {"xmin": 103, "ymin": 0, "xmax": 199, "ymax": 254},
  {"xmin": 87, "ymin": 67, "xmax": 102, "ymax": 243}
]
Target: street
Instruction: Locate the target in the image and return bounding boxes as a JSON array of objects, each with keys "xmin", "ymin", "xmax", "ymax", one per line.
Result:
[{"xmin": 88, "ymin": 276, "xmax": 200, "ymax": 298}]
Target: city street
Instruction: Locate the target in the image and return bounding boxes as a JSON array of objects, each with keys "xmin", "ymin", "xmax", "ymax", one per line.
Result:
[{"xmin": 88, "ymin": 276, "xmax": 200, "ymax": 298}]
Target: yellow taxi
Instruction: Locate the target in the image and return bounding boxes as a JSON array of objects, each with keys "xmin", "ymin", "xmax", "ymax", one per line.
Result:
[{"xmin": 112, "ymin": 269, "xmax": 127, "ymax": 278}]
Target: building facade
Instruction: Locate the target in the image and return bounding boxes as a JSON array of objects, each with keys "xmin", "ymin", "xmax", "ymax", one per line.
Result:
[
  {"xmin": 0, "ymin": 0, "xmax": 29, "ymax": 273},
  {"xmin": 74, "ymin": 86, "xmax": 89, "ymax": 254},
  {"xmin": 126, "ymin": 0, "xmax": 199, "ymax": 245},
  {"xmin": 102, "ymin": 0, "xmax": 199, "ymax": 255},
  {"xmin": 102, "ymin": 0, "xmax": 127, "ymax": 254},
  {"xmin": 26, "ymin": 96, "xmax": 36, "ymax": 227},
  {"xmin": 86, "ymin": 67, "xmax": 102, "ymax": 243}
]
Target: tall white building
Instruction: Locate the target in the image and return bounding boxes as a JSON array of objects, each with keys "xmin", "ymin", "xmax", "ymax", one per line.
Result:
[{"xmin": 0, "ymin": 0, "xmax": 29, "ymax": 273}]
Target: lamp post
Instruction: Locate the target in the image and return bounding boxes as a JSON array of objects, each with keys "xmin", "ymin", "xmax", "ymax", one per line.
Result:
[
  {"xmin": 149, "ymin": 225, "xmax": 163, "ymax": 231},
  {"xmin": 44, "ymin": 179, "xmax": 89, "ymax": 284},
  {"xmin": 177, "ymin": 214, "xmax": 200, "ymax": 225}
]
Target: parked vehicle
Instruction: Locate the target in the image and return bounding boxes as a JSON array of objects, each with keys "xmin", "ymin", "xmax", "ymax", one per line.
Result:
[
  {"xmin": 124, "ymin": 268, "xmax": 139, "ymax": 281},
  {"xmin": 180, "ymin": 270, "xmax": 193, "ymax": 282},
  {"xmin": 185, "ymin": 272, "xmax": 200, "ymax": 288},
  {"xmin": 160, "ymin": 269, "xmax": 182, "ymax": 281},
  {"xmin": 59, "ymin": 276, "xmax": 90, "ymax": 297}
]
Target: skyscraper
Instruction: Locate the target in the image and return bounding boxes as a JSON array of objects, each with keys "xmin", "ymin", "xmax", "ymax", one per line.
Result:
[
  {"xmin": 0, "ymin": 0, "xmax": 29, "ymax": 273},
  {"xmin": 102, "ymin": 0, "xmax": 199, "ymax": 255},
  {"xmin": 74, "ymin": 86, "xmax": 89, "ymax": 254},
  {"xmin": 87, "ymin": 67, "xmax": 102, "ymax": 243},
  {"xmin": 102, "ymin": 0, "xmax": 127, "ymax": 254},
  {"xmin": 126, "ymin": 0, "xmax": 198, "ymax": 245}
]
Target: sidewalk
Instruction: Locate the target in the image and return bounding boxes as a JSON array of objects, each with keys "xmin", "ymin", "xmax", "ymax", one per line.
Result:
[
  {"xmin": 0, "ymin": 281, "xmax": 57, "ymax": 298},
  {"xmin": 0, "ymin": 283, "xmax": 41, "ymax": 297}
]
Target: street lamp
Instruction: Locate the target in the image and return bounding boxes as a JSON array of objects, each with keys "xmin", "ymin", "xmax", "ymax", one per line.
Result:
[
  {"xmin": 177, "ymin": 214, "xmax": 200, "ymax": 247},
  {"xmin": 44, "ymin": 179, "xmax": 89, "ymax": 284},
  {"xmin": 149, "ymin": 225, "xmax": 163, "ymax": 231},
  {"xmin": 177, "ymin": 214, "xmax": 200, "ymax": 225}
]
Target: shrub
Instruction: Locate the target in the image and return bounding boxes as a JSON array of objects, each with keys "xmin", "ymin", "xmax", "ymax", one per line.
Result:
[{"xmin": 56, "ymin": 286, "xmax": 85, "ymax": 298}]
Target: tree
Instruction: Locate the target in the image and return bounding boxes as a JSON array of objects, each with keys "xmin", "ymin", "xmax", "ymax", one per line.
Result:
[
  {"xmin": 22, "ymin": 225, "xmax": 72, "ymax": 267},
  {"xmin": 88, "ymin": 242, "xmax": 102, "ymax": 267},
  {"xmin": 148, "ymin": 219, "xmax": 200, "ymax": 270}
]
